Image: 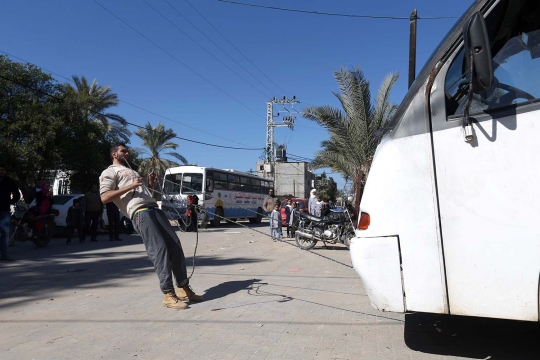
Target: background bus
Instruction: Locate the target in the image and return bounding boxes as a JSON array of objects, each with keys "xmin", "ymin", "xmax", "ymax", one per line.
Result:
[{"xmin": 162, "ymin": 166, "xmax": 273, "ymax": 227}]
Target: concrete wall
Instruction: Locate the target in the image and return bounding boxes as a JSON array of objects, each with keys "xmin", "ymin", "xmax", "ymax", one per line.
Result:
[{"xmin": 255, "ymin": 161, "xmax": 314, "ymax": 199}]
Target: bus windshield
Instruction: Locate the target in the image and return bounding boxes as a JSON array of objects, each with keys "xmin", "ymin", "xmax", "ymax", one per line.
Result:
[{"xmin": 164, "ymin": 174, "xmax": 181, "ymax": 194}]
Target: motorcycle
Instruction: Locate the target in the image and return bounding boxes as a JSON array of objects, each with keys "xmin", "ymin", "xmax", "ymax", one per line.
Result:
[
  {"xmin": 9, "ymin": 202, "xmax": 55, "ymax": 248},
  {"xmin": 294, "ymin": 203, "xmax": 357, "ymax": 250}
]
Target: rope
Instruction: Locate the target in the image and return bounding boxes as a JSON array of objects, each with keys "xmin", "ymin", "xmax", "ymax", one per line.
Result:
[{"xmin": 126, "ymin": 165, "xmax": 354, "ymax": 271}]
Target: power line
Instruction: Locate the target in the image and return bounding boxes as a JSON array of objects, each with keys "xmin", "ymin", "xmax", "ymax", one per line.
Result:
[
  {"xmin": 218, "ymin": 0, "xmax": 459, "ymax": 20},
  {"xmin": 0, "ymin": 50, "xmax": 261, "ymax": 149},
  {"xmin": 183, "ymin": 0, "xmax": 289, "ymax": 95},
  {"xmin": 91, "ymin": 0, "xmax": 265, "ymax": 120},
  {"xmin": 0, "ymin": 73, "xmax": 262, "ymax": 151},
  {"xmin": 162, "ymin": 0, "xmax": 279, "ymax": 97},
  {"xmin": 141, "ymin": 0, "xmax": 273, "ymax": 99}
]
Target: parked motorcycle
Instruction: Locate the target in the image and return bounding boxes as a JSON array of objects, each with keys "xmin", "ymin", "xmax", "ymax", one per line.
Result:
[
  {"xmin": 294, "ymin": 203, "xmax": 356, "ymax": 250},
  {"xmin": 9, "ymin": 202, "xmax": 55, "ymax": 248}
]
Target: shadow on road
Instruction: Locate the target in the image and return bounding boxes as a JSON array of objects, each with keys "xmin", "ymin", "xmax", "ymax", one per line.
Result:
[
  {"xmin": 0, "ymin": 234, "xmax": 264, "ymax": 310},
  {"xmin": 203, "ymin": 279, "xmax": 262, "ymax": 302},
  {"xmin": 404, "ymin": 312, "xmax": 540, "ymax": 359}
]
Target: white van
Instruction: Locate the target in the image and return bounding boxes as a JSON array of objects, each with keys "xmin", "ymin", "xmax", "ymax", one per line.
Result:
[{"xmin": 350, "ymin": 0, "xmax": 540, "ymax": 322}]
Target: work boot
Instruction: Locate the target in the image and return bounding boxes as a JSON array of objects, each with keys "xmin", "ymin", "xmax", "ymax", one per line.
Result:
[
  {"xmin": 176, "ymin": 285, "xmax": 204, "ymax": 302},
  {"xmin": 163, "ymin": 291, "xmax": 189, "ymax": 310}
]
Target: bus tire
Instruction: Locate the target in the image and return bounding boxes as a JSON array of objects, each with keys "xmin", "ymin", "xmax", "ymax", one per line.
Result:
[
  {"xmin": 212, "ymin": 207, "xmax": 223, "ymax": 227},
  {"xmin": 248, "ymin": 207, "xmax": 263, "ymax": 224}
]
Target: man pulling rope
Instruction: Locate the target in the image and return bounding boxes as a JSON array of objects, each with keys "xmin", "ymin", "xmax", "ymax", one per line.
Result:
[{"xmin": 99, "ymin": 143, "xmax": 203, "ymax": 310}]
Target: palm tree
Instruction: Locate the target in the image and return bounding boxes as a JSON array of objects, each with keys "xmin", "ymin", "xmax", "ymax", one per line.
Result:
[
  {"xmin": 303, "ymin": 66, "xmax": 399, "ymax": 210},
  {"xmin": 135, "ymin": 122, "xmax": 188, "ymax": 179},
  {"xmin": 63, "ymin": 75, "xmax": 131, "ymax": 142}
]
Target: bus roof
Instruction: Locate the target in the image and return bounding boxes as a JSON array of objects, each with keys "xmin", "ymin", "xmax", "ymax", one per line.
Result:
[{"xmin": 165, "ymin": 166, "xmax": 271, "ymax": 181}]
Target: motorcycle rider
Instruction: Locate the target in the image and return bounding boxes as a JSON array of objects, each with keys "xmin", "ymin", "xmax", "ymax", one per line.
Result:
[{"xmin": 0, "ymin": 164, "xmax": 20, "ymax": 261}]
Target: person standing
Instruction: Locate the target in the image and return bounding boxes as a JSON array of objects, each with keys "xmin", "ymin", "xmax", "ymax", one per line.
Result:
[
  {"xmin": 35, "ymin": 181, "xmax": 53, "ymax": 216},
  {"xmin": 289, "ymin": 202, "xmax": 297, "ymax": 238},
  {"xmin": 263, "ymin": 188, "xmax": 279, "ymax": 235},
  {"xmin": 270, "ymin": 204, "xmax": 281, "ymax": 242},
  {"xmin": 308, "ymin": 189, "xmax": 317, "ymax": 215},
  {"xmin": 0, "ymin": 165, "xmax": 20, "ymax": 261},
  {"xmin": 84, "ymin": 184, "xmax": 103, "ymax": 242},
  {"xmin": 100, "ymin": 143, "xmax": 203, "ymax": 310},
  {"xmin": 66, "ymin": 198, "xmax": 85, "ymax": 244},
  {"xmin": 285, "ymin": 199, "xmax": 293, "ymax": 238},
  {"xmin": 185, "ymin": 194, "xmax": 198, "ymax": 233},
  {"xmin": 106, "ymin": 201, "xmax": 122, "ymax": 241},
  {"xmin": 315, "ymin": 195, "xmax": 323, "ymax": 217}
]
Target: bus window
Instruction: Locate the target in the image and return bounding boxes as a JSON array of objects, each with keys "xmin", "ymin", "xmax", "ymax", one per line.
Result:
[
  {"xmin": 181, "ymin": 173, "xmax": 203, "ymax": 194},
  {"xmin": 164, "ymin": 174, "xmax": 181, "ymax": 194},
  {"xmin": 446, "ymin": 6, "xmax": 540, "ymax": 117},
  {"xmin": 205, "ymin": 171, "xmax": 214, "ymax": 192},
  {"xmin": 214, "ymin": 180, "xmax": 227, "ymax": 190}
]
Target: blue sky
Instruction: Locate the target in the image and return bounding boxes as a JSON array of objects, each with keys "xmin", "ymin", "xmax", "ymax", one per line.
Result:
[{"xmin": 1, "ymin": 0, "xmax": 474, "ymax": 191}]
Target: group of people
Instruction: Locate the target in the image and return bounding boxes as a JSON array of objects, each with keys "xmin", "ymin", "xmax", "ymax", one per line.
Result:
[
  {"xmin": 65, "ymin": 185, "xmax": 123, "ymax": 244},
  {"xmin": 264, "ymin": 188, "xmax": 332, "ymax": 242},
  {"xmin": 0, "ymin": 166, "xmax": 56, "ymax": 261},
  {"xmin": 2, "ymin": 144, "xmax": 204, "ymax": 310},
  {"xmin": 308, "ymin": 189, "xmax": 331, "ymax": 217}
]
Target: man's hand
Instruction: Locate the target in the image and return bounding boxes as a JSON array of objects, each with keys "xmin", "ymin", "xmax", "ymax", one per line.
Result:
[
  {"xmin": 148, "ymin": 171, "xmax": 157, "ymax": 189},
  {"xmin": 131, "ymin": 177, "xmax": 143, "ymax": 189}
]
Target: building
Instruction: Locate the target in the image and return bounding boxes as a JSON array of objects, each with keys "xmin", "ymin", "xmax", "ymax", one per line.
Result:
[{"xmin": 255, "ymin": 161, "xmax": 315, "ymax": 199}]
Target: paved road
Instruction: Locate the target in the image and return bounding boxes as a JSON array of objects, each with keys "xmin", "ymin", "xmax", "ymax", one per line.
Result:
[{"xmin": 1, "ymin": 221, "xmax": 539, "ymax": 359}]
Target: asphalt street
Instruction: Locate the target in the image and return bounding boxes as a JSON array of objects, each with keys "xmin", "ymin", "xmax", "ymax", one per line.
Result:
[{"xmin": 1, "ymin": 220, "xmax": 539, "ymax": 359}]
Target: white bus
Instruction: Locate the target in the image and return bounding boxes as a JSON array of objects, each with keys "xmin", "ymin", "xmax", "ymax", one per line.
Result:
[
  {"xmin": 350, "ymin": 0, "xmax": 540, "ymax": 322},
  {"xmin": 162, "ymin": 166, "xmax": 273, "ymax": 226}
]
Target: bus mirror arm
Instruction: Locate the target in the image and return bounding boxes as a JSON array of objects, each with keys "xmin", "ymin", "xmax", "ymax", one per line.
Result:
[{"xmin": 462, "ymin": 12, "xmax": 494, "ymax": 142}]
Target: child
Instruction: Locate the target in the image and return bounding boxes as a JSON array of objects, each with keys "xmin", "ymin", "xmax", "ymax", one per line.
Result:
[
  {"xmin": 289, "ymin": 202, "xmax": 297, "ymax": 238},
  {"xmin": 270, "ymin": 204, "xmax": 281, "ymax": 242},
  {"xmin": 66, "ymin": 198, "xmax": 85, "ymax": 243},
  {"xmin": 285, "ymin": 199, "xmax": 293, "ymax": 238}
]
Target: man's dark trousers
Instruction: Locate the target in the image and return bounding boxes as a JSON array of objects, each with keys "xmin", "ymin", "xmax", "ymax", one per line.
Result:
[
  {"xmin": 84, "ymin": 212, "xmax": 100, "ymax": 241},
  {"xmin": 106, "ymin": 204, "xmax": 121, "ymax": 240},
  {"xmin": 132, "ymin": 208, "xmax": 188, "ymax": 292}
]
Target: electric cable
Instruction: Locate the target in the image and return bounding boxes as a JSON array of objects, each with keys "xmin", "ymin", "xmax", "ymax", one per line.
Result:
[
  {"xmin": 0, "ymin": 49, "xmax": 263, "ymax": 149},
  {"xmin": 91, "ymin": 0, "xmax": 265, "ymax": 120},
  {"xmin": 0, "ymin": 73, "xmax": 262, "ymax": 151},
  {"xmin": 218, "ymin": 0, "xmax": 459, "ymax": 20},
  {"xmin": 141, "ymin": 0, "xmax": 273, "ymax": 99},
  {"xmin": 183, "ymin": 0, "xmax": 289, "ymax": 95},
  {"xmin": 162, "ymin": 0, "xmax": 279, "ymax": 97}
]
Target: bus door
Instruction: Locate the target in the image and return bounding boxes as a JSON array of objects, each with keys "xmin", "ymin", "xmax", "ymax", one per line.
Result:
[{"xmin": 428, "ymin": 2, "xmax": 540, "ymax": 321}]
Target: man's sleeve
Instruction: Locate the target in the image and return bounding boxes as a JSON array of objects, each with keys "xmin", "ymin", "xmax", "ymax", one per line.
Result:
[{"xmin": 100, "ymin": 168, "xmax": 116, "ymax": 195}]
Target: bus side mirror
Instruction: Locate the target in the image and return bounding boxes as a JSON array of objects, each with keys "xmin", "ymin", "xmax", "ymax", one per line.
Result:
[
  {"xmin": 204, "ymin": 192, "xmax": 212, "ymax": 200},
  {"xmin": 463, "ymin": 12, "xmax": 493, "ymax": 93}
]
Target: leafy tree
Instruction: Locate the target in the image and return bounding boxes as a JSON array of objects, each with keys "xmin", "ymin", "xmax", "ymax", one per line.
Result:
[
  {"xmin": 58, "ymin": 76, "xmax": 133, "ymax": 191},
  {"xmin": 135, "ymin": 122, "xmax": 188, "ymax": 179},
  {"xmin": 0, "ymin": 55, "xmax": 64, "ymax": 189},
  {"xmin": 303, "ymin": 66, "xmax": 398, "ymax": 210},
  {"xmin": 315, "ymin": 172, "xmax": 338, "ymax": 202},
  {"xmin": 63, "ymin": 75, "xmax": 131, "ymax": 142}
]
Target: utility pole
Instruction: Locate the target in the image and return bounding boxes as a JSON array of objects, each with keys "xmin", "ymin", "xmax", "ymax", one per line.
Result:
[
  {"xmin": 408, "ymin": 9, "xmax": 418, "ymax": 88},
  {"xmin": 264, "ymin": 96, "xmax": 298, "ymax": 183}
]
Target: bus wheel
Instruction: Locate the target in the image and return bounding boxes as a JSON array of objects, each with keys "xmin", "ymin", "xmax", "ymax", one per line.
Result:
[
  {"xmin": 248, "ymin": 207, "xmax": 263, "ymax": 224},
  {"xmin": 212, "ymin": 208, "xmax": 223, "ymax": 227}
]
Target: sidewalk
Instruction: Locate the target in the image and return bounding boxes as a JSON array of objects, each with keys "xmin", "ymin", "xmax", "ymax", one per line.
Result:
[{"xmin": 1, "ymin": 221, "xmax": 538, "ymax": 359}]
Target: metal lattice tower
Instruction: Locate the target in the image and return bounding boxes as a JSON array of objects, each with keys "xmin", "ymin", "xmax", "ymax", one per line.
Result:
[{"xmin": 265, "ymin": 96, "xmax": 299, "ymax": 163}]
